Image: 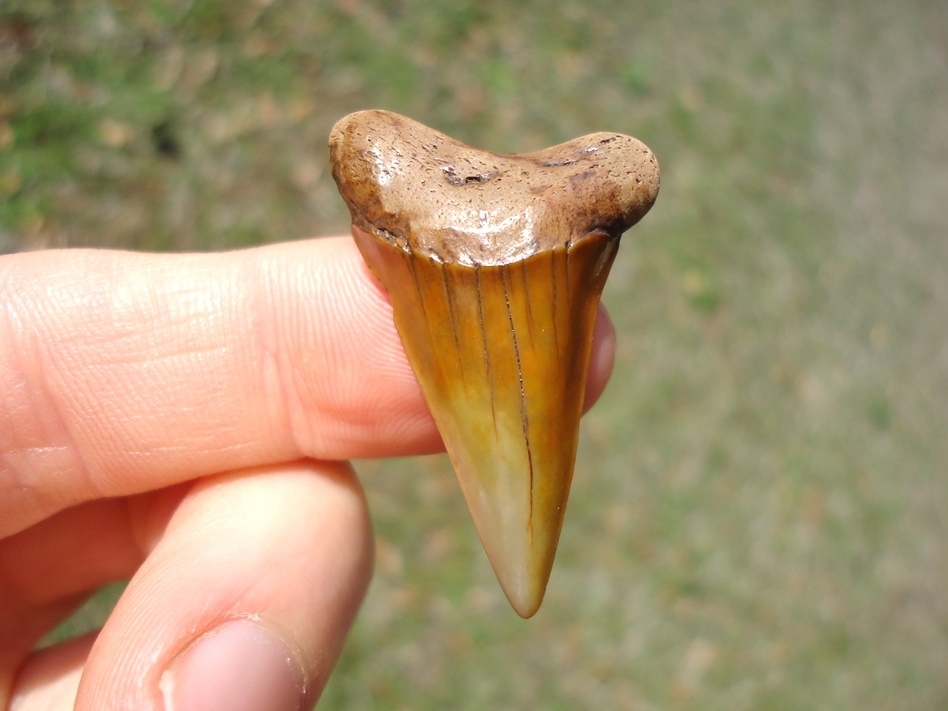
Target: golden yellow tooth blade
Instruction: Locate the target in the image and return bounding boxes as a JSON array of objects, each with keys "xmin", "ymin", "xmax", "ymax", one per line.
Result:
[{"xmin": 330, "ymin": 110, "xmax": 659, "ymax": 617}]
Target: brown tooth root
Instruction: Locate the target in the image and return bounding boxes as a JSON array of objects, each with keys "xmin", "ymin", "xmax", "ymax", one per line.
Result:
[{"xmin": 329, "ymin": 109, "xmax": 660, "ymax": 618}]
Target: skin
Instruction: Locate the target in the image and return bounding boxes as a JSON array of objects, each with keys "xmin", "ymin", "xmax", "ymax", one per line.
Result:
[{"xmin": 0, "ymin": 236, "xmax": 615, "ymax": 710}]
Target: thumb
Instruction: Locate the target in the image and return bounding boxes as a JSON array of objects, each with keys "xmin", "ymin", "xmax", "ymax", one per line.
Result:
[{"xmin": 75, "ymin": 460, "xmax": 372, "ymax": 711}]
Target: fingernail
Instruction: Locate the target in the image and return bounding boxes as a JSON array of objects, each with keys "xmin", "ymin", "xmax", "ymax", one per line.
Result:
[{"xmin": 160, "ymin": 618, "xmax": 304, "ymax": 711}]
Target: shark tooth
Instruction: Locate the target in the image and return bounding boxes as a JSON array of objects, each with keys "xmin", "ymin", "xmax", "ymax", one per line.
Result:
[{"xmin": 329, "ymin": 110, "xmax": 659, "ymax": 617}]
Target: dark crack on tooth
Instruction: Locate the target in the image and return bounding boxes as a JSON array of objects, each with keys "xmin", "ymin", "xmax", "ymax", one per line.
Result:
[
  {"xmin": 406, "ymin": 251, "xmax": 430, "ymax": 331},
  {"xmin": 440, "ymin": 264, "xmax": 466, "ymax": 388},
  {"xmin": 502, "ymin": 265, "xmax": 534, "ymax": 540},
  {"xmin": 473, "ymin": 264, "xmax": 498, "ymax": 435}
]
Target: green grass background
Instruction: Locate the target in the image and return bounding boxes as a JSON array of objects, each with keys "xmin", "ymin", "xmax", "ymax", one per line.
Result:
[{"xmin": 4, "ymin": 0, "xmax": 948, "ymax": 708}]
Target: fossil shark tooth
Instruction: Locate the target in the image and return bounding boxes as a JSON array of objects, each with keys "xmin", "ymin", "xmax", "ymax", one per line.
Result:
[{"xmin": 329, "ymin": 109, "xmax": 659, "ymax": 618}]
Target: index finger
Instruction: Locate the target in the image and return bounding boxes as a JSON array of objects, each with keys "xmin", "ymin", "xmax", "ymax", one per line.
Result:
[{"xmin": 0, "ymin": 237, "xmax": 615, "ymax": 535}]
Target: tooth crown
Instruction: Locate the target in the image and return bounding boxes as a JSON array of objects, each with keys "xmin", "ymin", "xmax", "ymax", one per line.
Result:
[{"xmin": 330, "ymin": 110, "xmax": 659, "ymax": 617}]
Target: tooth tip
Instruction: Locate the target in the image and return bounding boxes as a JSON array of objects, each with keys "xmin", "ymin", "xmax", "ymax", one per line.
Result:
[
  {"xmin": 508, "ymin": 591, "xmax": 544, "ymax": 619},
  {"xmin": 465, "ymin": 499, "xmax": 555, "ymax": 618},
  {"xmin": 493, "ymin": 554, "xmax": 550, "ymax": 618},
  {"xmin": 449, "ymin": 436, "xmax": 573, "ymax": 619}
]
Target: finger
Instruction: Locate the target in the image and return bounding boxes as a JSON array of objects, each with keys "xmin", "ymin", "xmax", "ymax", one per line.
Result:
[
  {"xmin": 0, "ymin": 498, "xmax": 141, "ymax": 680},
  {"xmin": 9, "ymin": 632, "xmax": 95, "ymax": 711},
  {"xmin": 0, "ymin": 594, "xmax": 82, "ymax": 708},
  {"xmin": 0, "ymin": 487, "xmax": 189, "ymax": 707},
  {"xmin": 0, "ymin": 237, "xmax": 420, "ymax": 534},
  {"xmin": 0, "ymin": 486, "xmax": 186, "ymax": 609},
  {"xmin": 1, "ymin": 238, "xmax": 616, "ymax": 535},
  {"xmin": 587, "ymin": 305, "xmax": 616, "ymax": 408},
  {"xmin": 73, "ymin": 460, "xmax": 372, "ymax": 711}
]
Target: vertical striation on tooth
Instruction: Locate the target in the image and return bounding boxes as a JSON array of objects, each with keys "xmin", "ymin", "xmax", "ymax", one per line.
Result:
[{"xmin": 330, "ymin": 110, "xmax": 659, "ymax": 617}]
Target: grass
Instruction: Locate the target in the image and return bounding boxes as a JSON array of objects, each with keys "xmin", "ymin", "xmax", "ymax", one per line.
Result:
[{"xmin": 5, "ymin": 0, "xmax": 948, "ymax": 708}]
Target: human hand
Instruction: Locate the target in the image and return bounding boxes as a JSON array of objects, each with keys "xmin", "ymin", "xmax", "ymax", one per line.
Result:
[{"xmin": 0, "ymin": 237, "xmax": 616, "ymax": 710}]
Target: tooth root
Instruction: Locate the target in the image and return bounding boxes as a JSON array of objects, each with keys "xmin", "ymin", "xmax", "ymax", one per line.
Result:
[{"xmin": 330, "ymin": 110, "xmax": 659, "ymax": 617}]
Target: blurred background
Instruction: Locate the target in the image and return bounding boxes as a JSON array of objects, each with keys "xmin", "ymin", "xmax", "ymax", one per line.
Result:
[{"xmin": 3, "ymin": 0, "xmax": 948, "ymax": 708}]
